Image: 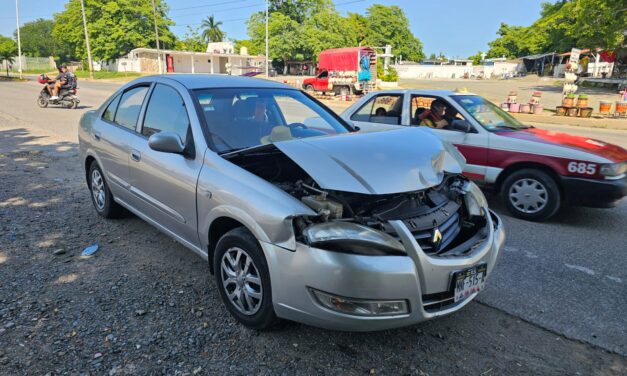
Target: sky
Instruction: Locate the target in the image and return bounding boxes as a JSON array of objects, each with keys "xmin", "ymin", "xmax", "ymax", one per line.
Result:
[{"xmin": 0, "ymin": 0, "xmax": 547, "ymax": 58}]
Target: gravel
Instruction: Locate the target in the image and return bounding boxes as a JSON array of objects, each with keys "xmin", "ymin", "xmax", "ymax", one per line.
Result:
[{"xmin": 0, "ymin": 140, "xmax": 625, "ymax": 375}]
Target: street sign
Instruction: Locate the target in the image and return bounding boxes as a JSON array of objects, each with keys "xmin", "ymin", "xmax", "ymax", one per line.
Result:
[{"xmin": 569, "ymin": 48, "xmax": 581, "ymax": 65}]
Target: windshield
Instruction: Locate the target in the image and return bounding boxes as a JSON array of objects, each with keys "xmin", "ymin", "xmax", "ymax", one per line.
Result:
[
  {"xmin": 451, "ymin": 95, "xmax": 529, "ymax": 131},
  {"xmin": 194, "ymin": 88, "xmax": 350, "ymax": 153}
]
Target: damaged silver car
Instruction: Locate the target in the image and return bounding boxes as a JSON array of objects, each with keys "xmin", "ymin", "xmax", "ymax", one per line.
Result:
[{"xmin": 79, "ymin": 75, "xmax": 505, "ymax": 331}]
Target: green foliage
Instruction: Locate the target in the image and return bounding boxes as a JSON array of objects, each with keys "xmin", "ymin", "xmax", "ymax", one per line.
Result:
[
  {"xmin": 485, "ymin": 0, "xmax": 626, "ymax": 58},
  {"xmin": 364, "ymin": 5, "xmax": 424, "ymax": 63},
  {"xmin": 376, "ymin": 60, "xmax": 398, "ymax": 82},
  {"xmin": 13, "ymin": 19, "xmax": 62, "ymax": 58},
  {"xmin": 175, "ymin": 26, "xmax": 206, "ymax": 52},
  {"xmin": 53, "ymin": 0, "xmax": 176, "ymax": 62},
  {"xmin": 200, "ymin": 15, "xmax": 224, "ymax": 43},
  {"xmin": 242, "ymin": 3, "xmax": 424, "ymax": 67},
  {"xmin": 0, "ymin": 35, "xmax": 17, "ymax": 76},
  {"xmin": 269, "ymin": 0, "xmax": 330, "ymax": 24},
  {"xmin": 467, "ymin": 51, "xmax": 484, "ymax": 65}
]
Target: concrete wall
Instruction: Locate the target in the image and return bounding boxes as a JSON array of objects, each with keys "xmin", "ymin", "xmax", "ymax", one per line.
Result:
[{"xmin": 394, "ymin": 61, "xmax": 522, "ymax": 80}]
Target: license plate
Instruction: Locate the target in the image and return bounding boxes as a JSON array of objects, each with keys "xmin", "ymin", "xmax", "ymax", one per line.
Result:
[{"xmin": 453, "ymin": 264, "xmax": 487, "ymax": 302}]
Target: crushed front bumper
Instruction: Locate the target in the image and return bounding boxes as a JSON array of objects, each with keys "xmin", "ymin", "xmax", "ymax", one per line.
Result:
[{"xmin": 261, "ymin": 210, "xmax": 505, "ymax": 331}]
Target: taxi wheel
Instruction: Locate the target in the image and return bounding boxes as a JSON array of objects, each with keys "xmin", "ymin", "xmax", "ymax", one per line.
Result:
[{"xmin": 501, "ymin": 168, "xmax": 561, "ymax": 221}]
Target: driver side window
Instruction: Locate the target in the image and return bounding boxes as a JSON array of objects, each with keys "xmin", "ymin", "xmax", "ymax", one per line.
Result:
[
  {"xmin": 410, "ymin": 95, "xmax": 467, "ymax": 131},
  {"xmin": 318, "ymin": 71, "xmax": 328, "ymax": 79},
  {"xmin": 350, "ymin": 94, "xmax": 402, "ymax": 125}
]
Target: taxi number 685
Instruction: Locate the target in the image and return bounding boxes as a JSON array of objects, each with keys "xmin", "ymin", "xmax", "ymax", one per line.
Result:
[{"xmin": 567, "ymin": 161, "xmax": 596, "ymax": 175}]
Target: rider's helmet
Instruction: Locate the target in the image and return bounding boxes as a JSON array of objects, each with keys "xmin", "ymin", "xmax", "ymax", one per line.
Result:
[{"xmin": 37, "ymin": 74, "xmax": 49, "ymax": 84}]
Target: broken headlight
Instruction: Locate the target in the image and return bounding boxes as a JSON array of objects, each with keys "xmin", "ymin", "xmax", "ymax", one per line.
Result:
[
  {"xmin": 463, "ymin": 181, "xmax": 488, "ymax": 217},
  {"xmin": 302, "ymin": 222, "xmax": 406, "ymax": 256}
]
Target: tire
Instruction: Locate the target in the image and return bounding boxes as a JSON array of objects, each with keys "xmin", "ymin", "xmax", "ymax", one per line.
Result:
[
  {"xmin": 213, "ymin": 227, "xmax": 279, "ymax": 330},
  {"xmin": 304, "ymin": 84, "xmax": 314, "ymax": 92},
  {"xmin": 87, "ymin": 161, "xmax": 124, "ymax": 218},
  {"xmin": 72, "ymin": 99, "xmax": 79, "ymax": 109},
  {"xmin": 36, "ymin": 96, "xmax": 48, "ymax": 108},
  {"xmin": 501, "ymin": 168, "xmax": 561, "ymax": 221}
]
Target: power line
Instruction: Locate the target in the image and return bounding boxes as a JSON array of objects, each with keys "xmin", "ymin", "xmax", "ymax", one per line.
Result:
[
  {"xmin": 170, "ymin": 0, "xmax": 250, "ymax": 12},
  {"xmin": 173, "ymin": 2, "xmax": 264, "ymax": 18}
]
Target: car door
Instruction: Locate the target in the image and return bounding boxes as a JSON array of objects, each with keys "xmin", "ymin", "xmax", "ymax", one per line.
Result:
[
  {"xmin": 410, "ymin": 94, "xmax": 489, "ymax": 181},
  {"xmin": 92, "ymin": 85, "xmax": 150, "ymax": 201},
  {"xmin": 313, "ymin": 70, "xmax": 329, "ymax": 91},
  {"xmin": 349, "ymin": 93, "xmax": 404, "ymax": 132},
  {"xmin": 127, "ymin": 83, "xmax": 204, "ymax": 247}
]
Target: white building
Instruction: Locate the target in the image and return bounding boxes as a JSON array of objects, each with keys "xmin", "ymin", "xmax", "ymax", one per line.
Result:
[{"xmin": 103, "ymin": 44, "xmax": 264, "ymax": 75}]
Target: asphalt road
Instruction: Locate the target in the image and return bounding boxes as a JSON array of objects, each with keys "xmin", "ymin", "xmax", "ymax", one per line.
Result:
[{"xmin": 1, "ymin": 77, "xmax": 626, "ymax": 358}]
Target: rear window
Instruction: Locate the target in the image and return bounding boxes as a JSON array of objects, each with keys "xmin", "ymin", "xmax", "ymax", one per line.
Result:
[{"xmin": 113, "ymin": 86, "xmax": 149, "ymax": 130}]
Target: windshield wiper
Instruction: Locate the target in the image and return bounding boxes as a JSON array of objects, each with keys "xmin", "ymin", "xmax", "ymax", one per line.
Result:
[{"xmin": 492, "ymin": 124, "xmax": 531, "ymax": 130}]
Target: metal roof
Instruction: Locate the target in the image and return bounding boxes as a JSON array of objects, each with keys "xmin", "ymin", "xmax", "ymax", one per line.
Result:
[
  {"xmin": 144, "ymin": 74, "xmax": 295, "ymax": 90},
  {"xmin": 366, "ymin": 89, "xmax": 475, "ymax": 96}
]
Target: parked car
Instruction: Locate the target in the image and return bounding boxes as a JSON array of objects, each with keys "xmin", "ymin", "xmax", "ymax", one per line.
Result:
[
  {"xmin": 79, "ymin": 75, "xmax": 504, "ymax": 331},
  {"xmin": 302, "ymin": 47, "xmax": 376, "ymax": 95},
  {"xmin": 341, "ymin": 90, "xmax": 627, "ymax": 221}
]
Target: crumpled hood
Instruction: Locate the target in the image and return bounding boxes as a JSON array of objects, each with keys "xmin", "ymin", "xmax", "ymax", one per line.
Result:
[{"xmin": 274, "ymin": 127, "xmax": 464, "ymax": 195}]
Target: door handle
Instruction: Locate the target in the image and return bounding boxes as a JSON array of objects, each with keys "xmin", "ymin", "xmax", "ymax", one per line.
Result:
[
  {"xmin": 130, "ymin": 150, "xmax": 141, "ymax": 162},
  {"xmin": 93, "ymin": 131, "xmax": 101, "ymax": 141}
]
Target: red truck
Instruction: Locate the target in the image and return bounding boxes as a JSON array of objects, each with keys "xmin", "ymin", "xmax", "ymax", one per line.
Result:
[{"xmin": 302, "ymin": 47, "xmax": 376, "ymax": 95}]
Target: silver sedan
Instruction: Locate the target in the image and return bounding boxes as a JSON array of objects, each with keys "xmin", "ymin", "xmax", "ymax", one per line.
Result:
[{"xmin": 78, "ymin": 75, "xmax": 505, "ymax": 331}]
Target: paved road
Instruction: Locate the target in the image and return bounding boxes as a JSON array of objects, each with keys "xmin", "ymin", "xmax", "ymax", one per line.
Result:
[{"xmin": 1, "ymin": 77, "xmax": 626, "ymax": 356}]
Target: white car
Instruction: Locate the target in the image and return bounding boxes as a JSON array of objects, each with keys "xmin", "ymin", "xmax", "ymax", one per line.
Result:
[{"xmin": 341, "ymin": 90, "xmax": 627, "ymax": 221}]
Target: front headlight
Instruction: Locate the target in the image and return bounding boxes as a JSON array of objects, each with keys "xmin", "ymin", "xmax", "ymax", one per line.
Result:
[
  {"xmin": 600, "ymin": 162, "xmax": 627, "ymax": 179},
  {"xmin": 302, "ymin": 222, "xmax": 405, "ymax": 255},
  {"xmin": 463, "ymin": 181, "xmax": 488, "ymax": 217}
]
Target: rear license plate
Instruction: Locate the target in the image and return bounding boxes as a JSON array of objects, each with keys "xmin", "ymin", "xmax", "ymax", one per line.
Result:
[{"xmin": 453, "ymin": 264, "xmax": 487, "ymax": 302}]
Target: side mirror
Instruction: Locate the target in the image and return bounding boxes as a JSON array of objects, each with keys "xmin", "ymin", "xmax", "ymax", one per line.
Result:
[
  {"xmin": 451, "ymin": 119, "xmax": 472, "ymax": 133},
  {"xmin": 148, "ymin": 131, "xmax": 186, "ymax": 154}
]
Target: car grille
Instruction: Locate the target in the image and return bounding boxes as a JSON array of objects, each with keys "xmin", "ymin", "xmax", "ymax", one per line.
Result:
[
  {"xmin": 392, "ymin": 200, "xmax": 462, "ymax": 256},
  {"xmin": 421, "ymin": 291, "xmax": 456, "ymax": 312}
]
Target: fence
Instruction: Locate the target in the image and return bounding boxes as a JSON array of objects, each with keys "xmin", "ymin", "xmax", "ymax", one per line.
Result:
[{"xmin": 0, "ymin": 56, "xmax": 57, "ymax": 72}]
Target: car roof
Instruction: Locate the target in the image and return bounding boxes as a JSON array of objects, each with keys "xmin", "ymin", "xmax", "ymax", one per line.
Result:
[
  {"xmin": 369, "ymin": 89, "xmax": 476, "ymax": 96},
  {"xmin": 138, "ymin": 74, "xmax": 295, "ymax": 90}
]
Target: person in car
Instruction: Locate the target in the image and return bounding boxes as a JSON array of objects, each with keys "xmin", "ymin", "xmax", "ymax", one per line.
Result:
[{"xmin": 419, "ymin": 99, "xmax": 449, "ymax": 129}]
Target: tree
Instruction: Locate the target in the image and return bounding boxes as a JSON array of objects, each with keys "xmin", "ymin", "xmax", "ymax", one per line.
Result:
[
  {"xmin": 53, "ymin": 0, "xmax": 175, "ymax": 62},
  {"xmin": 200, "ymin": 15, "xmax": 224, "ymax": 43},
  {"xmin": 0, "ymin": 35, "xmax": 17, "ymax": 76},
  {"xmin": 13, "ymin": 19, "xmax": 59, "ymax": 58},
  {"xmin": 572, "ymin": 0, "xmax": 626, "ymax": 51},
  {"xmin": 364, "ymin": 5, "xmax": 424, "ymax": 63},
  {"xmin": 344, "ymin": 13, "xmax": 367, "ymax": 46},
  {"xmin": 467, "ymin": 51, "xmax": 484, "ymax": 65},
  {"xmin": 301, "ymin": 8, "xmax": 352, "ymax": 61},
  {"xmin": 269, "ymin": 0, "xmax": 330, "ymax": 24},
  {"xmin": 175, "ymin": 26, "xmax": 206, "ymax": 52},
  {"xmin": 247, "ymin": 11, "xmax": 302, "ymax": 64}
]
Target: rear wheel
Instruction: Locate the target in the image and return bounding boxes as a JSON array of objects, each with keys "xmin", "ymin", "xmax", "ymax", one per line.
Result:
[
  {"xmin": 88, "ymin": 161, "xmax": 124, "ymax": 218},
  {"xmin": 213, "ymin": 227, "xmax": 279, "ymax": 330},
  {"xmin": 36, "ymin": 96, "xmax": 48, "ymax": 108},
  {"xmin": 501, "ymin": 168, "xmax": 561, "ymax": 221},
  {"xmin": 72, "ymin": 99, "xmax": 79, "ymax": 109}
]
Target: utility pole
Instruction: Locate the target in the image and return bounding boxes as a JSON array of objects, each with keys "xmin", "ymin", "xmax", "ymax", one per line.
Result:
[
  {"xmin": 265, "ymin": 0, "xmax": 268, "ymax": 77},
  {"xmin": 151, "ymin": 0, "xmax": 163, "ymax": 74},
  {"xmin": 79, "ymin": 0, "xmax": 94, "ymax": 79},
  {"xmin": 15, "ymin": 0, "xmax": 22, "ymax": 79}
]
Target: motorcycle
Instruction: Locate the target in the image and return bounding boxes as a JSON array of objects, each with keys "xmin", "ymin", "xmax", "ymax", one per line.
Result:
[{"xmin": 37, "ymin": 74, "xmax": 80, "ymax": 109}]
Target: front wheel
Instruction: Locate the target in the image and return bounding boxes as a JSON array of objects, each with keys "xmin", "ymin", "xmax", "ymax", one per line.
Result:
[
  {"xmin": 501, "ymin": 168, "xmax": 561, "ymax": 221},
  {"xmin": 36, "ymin": 96, "xmax": 48, "ymax": 108},
  {"xmin": 304, "ymin": 84, "xmax": 314, "ymax": 92},
  {"xmin": 213, "ymin": 227, "xmax": 279, "ymax": 330}
]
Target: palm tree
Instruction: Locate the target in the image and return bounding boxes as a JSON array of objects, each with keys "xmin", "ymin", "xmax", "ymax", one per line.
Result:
[
  {"xmin": 1, "ymin": 55, "xmax": 15, "ymax": 77},
  {"xmin": 200, "ymin": 15, "xmax": 225, "ymax": 43}
]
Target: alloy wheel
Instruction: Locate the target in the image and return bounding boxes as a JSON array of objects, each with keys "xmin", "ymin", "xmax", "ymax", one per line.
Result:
[
  {"xmin": 91, "ymin": 169, "xmax": 106, "ymax": 211},
  {"xmin": 220, "ymin": 247, "xmax": 263, "ymax": 315},
  {"xmin": 508, "ymin": 178, "xmax": 548, "ymax": 214}
]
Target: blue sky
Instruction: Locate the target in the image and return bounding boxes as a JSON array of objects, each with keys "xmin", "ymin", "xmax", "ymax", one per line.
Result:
[{"xmin": 0, "ymin": 0, "xmax": 547, "ymax": 58}]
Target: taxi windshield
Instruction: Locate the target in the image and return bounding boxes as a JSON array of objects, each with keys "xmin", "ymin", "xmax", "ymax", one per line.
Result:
[{"xmin": 451, "ymin": 95, "xmax": 530, "ymax": 131}]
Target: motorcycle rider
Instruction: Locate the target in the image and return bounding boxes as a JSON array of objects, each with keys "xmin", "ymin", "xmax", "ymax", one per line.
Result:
[{"xmin": 48, "ymin": 64, "xmax": 71, "ymax": 100}]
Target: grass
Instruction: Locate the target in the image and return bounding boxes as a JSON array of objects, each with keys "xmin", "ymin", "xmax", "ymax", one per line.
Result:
[
  {"xmin": 73, "ymin": 70, "xmax": 141, "ymax": 79},
  {"xmin": 0, "ymin": 75, "xmax": 27, "ymax": 82}
]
